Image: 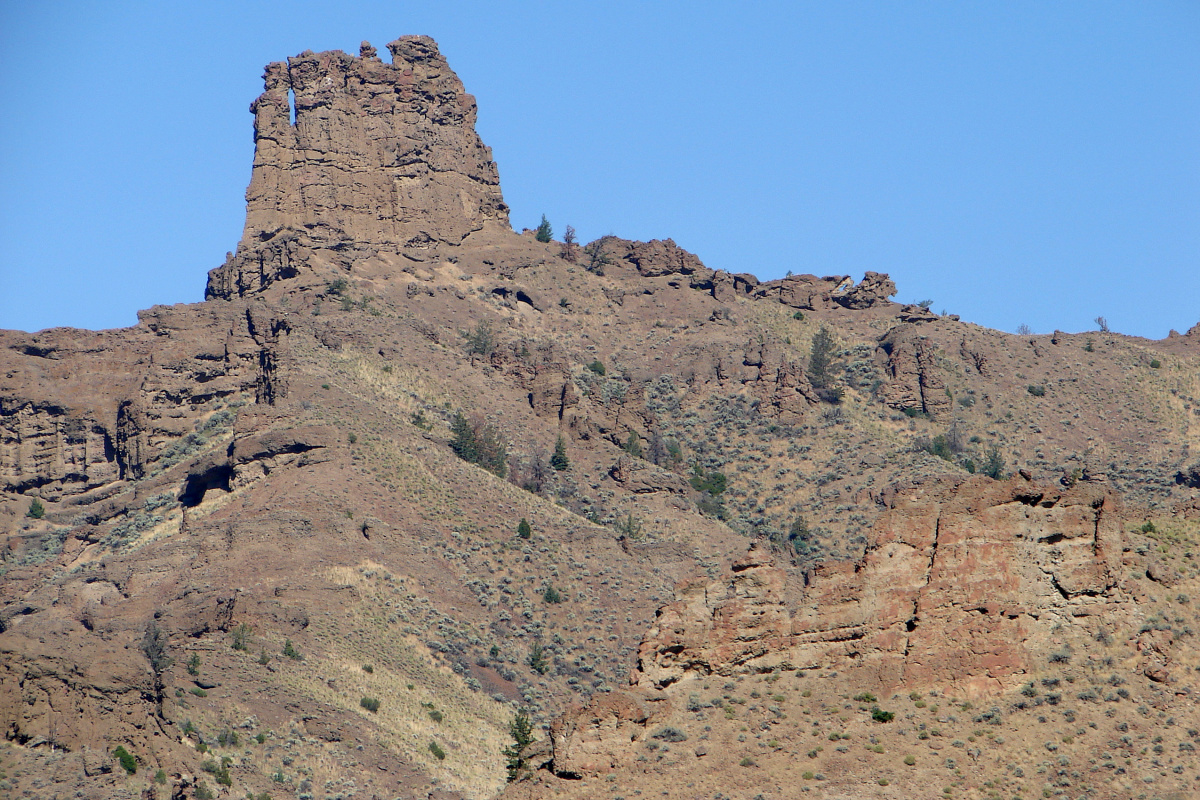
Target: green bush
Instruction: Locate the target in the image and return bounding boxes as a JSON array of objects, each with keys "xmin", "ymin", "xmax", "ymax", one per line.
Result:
[
  {"xmin": 792, "ymin": 311, "xmax": 805, "ymax": 320},
  {"xmin": 429, "ymin": 741, "xmax": 446, "ymax": 760},
  {"xmin": 190, "ymin": 687, "xmax": 208, "ymax": 698},
  {"xmin": 871, "ymin": 707, "xmax": 895, "ymax": 723},
  {"xmin": 187, "ymin": 653, "xmax": 201, "ymax": 676},
  {"xmin": 623, "ymin": 431, "xmax": 644, "ymax": 458},
  {"xmin": 360, "ymin": 697, "xmax": 380, "ymax": 713},
  {"xmin": 542, "ymin": 585, "xmax": 563, "ymax": 604},
  {"xmin": 465, "ymin": 320, "xmax": 496, "ymax": 356},
  {"xmin": 282, "ymin": 639, "xmax": 301, "ymax": 660},
  {"xmin": 155, "ymin": 769, "xmax": 167, "ymax": 785},
  {"xmin": 535, "ymin": 215, "xmax": 553, "ymax": 243},
  {"xmin": 195, "ymin": 784, "xmax": 215, "ymax": 800},
  {"xmin": 853, "ymin": 692, "xmax": 877, "ymax": 703},
  {"xmin": 586, "ymin": 360, "xmax": 606, "ymax": 375},
  {"xmin": 529, "ymin": 642, "xmax": 549, "ymax": 675},
  {"xmin": 231, "ymin": 622, "xmax": 251, "ymax": 652},
  {"xmin": 517, "ymin": 518, "xmax": 532, "ymax": 539},
  {"xmin": 26, "ymin": 498, "xmax": 45, "ymax": 519},
  {"xmin": 1150, "ymin": 359, "xmax": 1161, "ymax": 369},
  {"xmin": 113, "ymin": 745, "xmax": 136, "ymax": 774},
  {"xmin": 1027, "ymin": 384, "xmax": 1046, "ymax": 397}
]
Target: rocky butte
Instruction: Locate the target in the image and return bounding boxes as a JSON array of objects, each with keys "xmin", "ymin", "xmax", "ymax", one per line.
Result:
[{"xmin": 2, "ymin": 36, "xmax": 1199, "ymax": 800}]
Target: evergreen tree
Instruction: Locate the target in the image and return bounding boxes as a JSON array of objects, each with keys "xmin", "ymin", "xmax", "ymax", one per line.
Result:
[
  {"xmin": 535, "ymin": 215, "xmax": 553, "ymax": 243},
  {"xmin": 517, "ymin": 518, "xmax": 532, "ymax": 539},
  {"xmin": 449, "ymin": 412, "xmax": 477, "ymax": 463},
  {"xmin": 503, "ymin": 710, "xmax": 535, "ymax": 781},
  {"xmin": 550, "ymin": 435, "xmax": 569, "ymax": 471},
  {"xmin": 807, "ymin": 326, "xmax": 837, "ymax": 389},
  {"xmin": 624, "ymin": 431, "xmax": 644, "ymax": 459}
]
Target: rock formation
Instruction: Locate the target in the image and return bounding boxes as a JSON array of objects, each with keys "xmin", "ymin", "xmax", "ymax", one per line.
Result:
[
  {"xmin": 206, "ymin": 36, "xmax": 510, "ymax": 300},
  {"xmin": 633, "ymin": 474, "xmax": 1128, "ymax": 696}
]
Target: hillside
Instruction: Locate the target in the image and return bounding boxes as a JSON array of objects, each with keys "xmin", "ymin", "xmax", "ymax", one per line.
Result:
[{"xmin": 2, "ymin": 36, "xmax": 1199, "ymax": 800}]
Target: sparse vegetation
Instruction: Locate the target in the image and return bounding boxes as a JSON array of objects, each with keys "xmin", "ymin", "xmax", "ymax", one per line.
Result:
[
  {"xmin": 449, "ymin": 410, "xmax": 508, "ymax": 477},
  {"xmin": 113, "ymin": 745, "xmax": 136, "ymax": 774}
]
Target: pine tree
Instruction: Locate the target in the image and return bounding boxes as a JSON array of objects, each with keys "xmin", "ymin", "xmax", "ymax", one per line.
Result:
[
  {"xmin": 550, "ymin": 435, "xmax": 569, "ymax": 471},
  {"xmin": 517, "ymin": 518, "xmax": 532, "ymax": 539},
  {"xmin": 535, "ymin": 215, "xmax": 553, "ymax": 243},
  {"xmin": 503, "ymin": 710, "xmax": 535, "ymax": 781},
  {"xmin": 624, "ymin": 431, "xmax": 644, "ymax": 459},
  {"xmin": 807, "ymin": 326, "xmax": 837, "ymax": 389}
]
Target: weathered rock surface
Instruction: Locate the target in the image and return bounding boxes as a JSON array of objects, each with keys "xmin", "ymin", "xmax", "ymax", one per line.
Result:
[
  {"xmin": 633, "ymin": 475, "xmax": 1127, "ymax": 696},
  {"xmin": 206, "ymin": 36, "xmax": 510, "ymax": 300}
]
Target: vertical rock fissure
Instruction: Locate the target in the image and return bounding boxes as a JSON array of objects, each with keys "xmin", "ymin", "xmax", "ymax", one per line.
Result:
[{"xmin": 902, "ymin": 512, "xmax": 941, "ymax": 663}]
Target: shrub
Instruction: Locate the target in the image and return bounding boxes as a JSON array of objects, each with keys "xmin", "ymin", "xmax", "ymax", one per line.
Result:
[
  {"xmin": 624, "ymin": 431, "xmax": 644, "ymax": 458},
  {"xmin": 981, "ymin": 445, "xmax": 1006, "ymax": 480},
  {"xmin": 1150, "ymin": 359, "xmax": 1161, "ymax": 369},
  {"xmin": 535, "ymin": 215, "xmax": 553, "ymax": 243},
  {"xmin": 282, "ymin": 639, "xmax": 301, "ymax": 660},
  {"xmin": 550, "ymin": 435, "xmax": 569, "ymax": 471},
  {"xmin": 793, "ymin": 311, "xmax": 805, "ymax": 320},
  {"xmin": 652, "ymin": 726, "xmax": 688, "ymax": 743},
  {"xmin": 155, "ymin": 769, "xmax": 167, "ymax": 785},
  {"xmin": 113, "ymin": 745, "xmax": 136, "ymax": 774},
  {"xmin": 195, "ymin": 784, "xmax": 215, "ymax": 800},
  {"xmin": 230, "ymin": 622, "xmax": 251, "ymax": 652},
  {"xmin": 360, "ymin": 697, "xmax": 380, "ymax": 713},
  {"xmin": 586, "ymin": 360, "xmax": 606, "ymax": 376},
  {"xmin": 871, "ymin": 707, "xmax": 895, "ymax": 723},
  {"xmin": 190, "ymin": 687, "xmax": 208, "ymax": 697},
  {"xmin": 26, "ymin": 498, "xmax": 45, "ymax": 519},
  {"xmin": 429, "ymin": 741, "xmax": 446, "ymax": 760},
  {"xmin": 362, "ymin": 664, "xmax": 373, "ymax": 673},
  {"xmin": 187, "ymin": 653, "xmax": 201, "ymax": 676},
  {"xmin": 904, "ymin": 754, "xmax": 916, "ymax": 766},
  {"xmin": 517, "ymin": 518, "xmax": 532, "ymax": 539},
  {"xmin": 1027, "ymin": 384, "xmax": 1046, "ymax": 397},
  {"xmin": 854, "ymin": 692, "xmax": 877, "ymax": 703},
  {"xmin": 529, "ymin": 642, "xmax": 549, "ymax": 675},
  {"xmin": 542, "ymin": 585, "xmax": 563, "ymax": 604},
  {"xmin": 465, "ymin": 320, "xmax": 496, "ymax": 356}
]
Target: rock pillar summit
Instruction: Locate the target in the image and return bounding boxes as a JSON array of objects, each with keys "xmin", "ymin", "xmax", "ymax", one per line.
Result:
[{"xmin": 206, "ymin": 36, "xmax": 510, "ymax": 300}]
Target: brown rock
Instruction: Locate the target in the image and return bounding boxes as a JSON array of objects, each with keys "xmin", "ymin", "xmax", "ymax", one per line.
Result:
[
  {"xmin": 207, "ymin": 36, "xmax": 510, "ymax": 300},
  {"xmin": 548, "ymin": 691, "xmax": 664, "ymax": 778}
]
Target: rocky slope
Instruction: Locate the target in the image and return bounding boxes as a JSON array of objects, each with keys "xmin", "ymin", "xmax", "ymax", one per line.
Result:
[{"xmin": 2, "ymin": 36, "xmax": 1199, "ymax": 800}]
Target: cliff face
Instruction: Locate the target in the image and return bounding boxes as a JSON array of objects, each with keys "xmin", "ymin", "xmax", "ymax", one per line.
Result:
[
  {"xmin": 633, "ymin": 475, "xmax": 1131, "ymax": 695},
  {"xmin": 206, "ymin": 36, "xmax": 510, "ymax": 300}
]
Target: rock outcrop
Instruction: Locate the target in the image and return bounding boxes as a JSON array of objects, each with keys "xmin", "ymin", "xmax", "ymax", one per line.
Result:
[
  {"xmin": 206, "ymin": 36, "xmax": 510, "ymax": 300},
  {"xmin": 632, "ymin": 474, "xmax": 1126, "ymax": 696}
]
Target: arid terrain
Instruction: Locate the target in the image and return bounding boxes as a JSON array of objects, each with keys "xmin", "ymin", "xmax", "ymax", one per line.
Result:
[{"xmin": 2, "ymin": 36, "xmax": 1199, "ymax": 800}]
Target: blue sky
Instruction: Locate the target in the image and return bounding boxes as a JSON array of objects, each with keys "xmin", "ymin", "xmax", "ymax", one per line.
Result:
[{"xmin": 1, "ymin": 1, "xmax": 1197, "ymax": 338}]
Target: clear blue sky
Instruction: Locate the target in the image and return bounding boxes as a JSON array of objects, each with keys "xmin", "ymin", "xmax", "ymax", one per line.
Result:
[{"xmin": 2, "ymin": 1, "xmax": 1197, "ymax": 338}]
